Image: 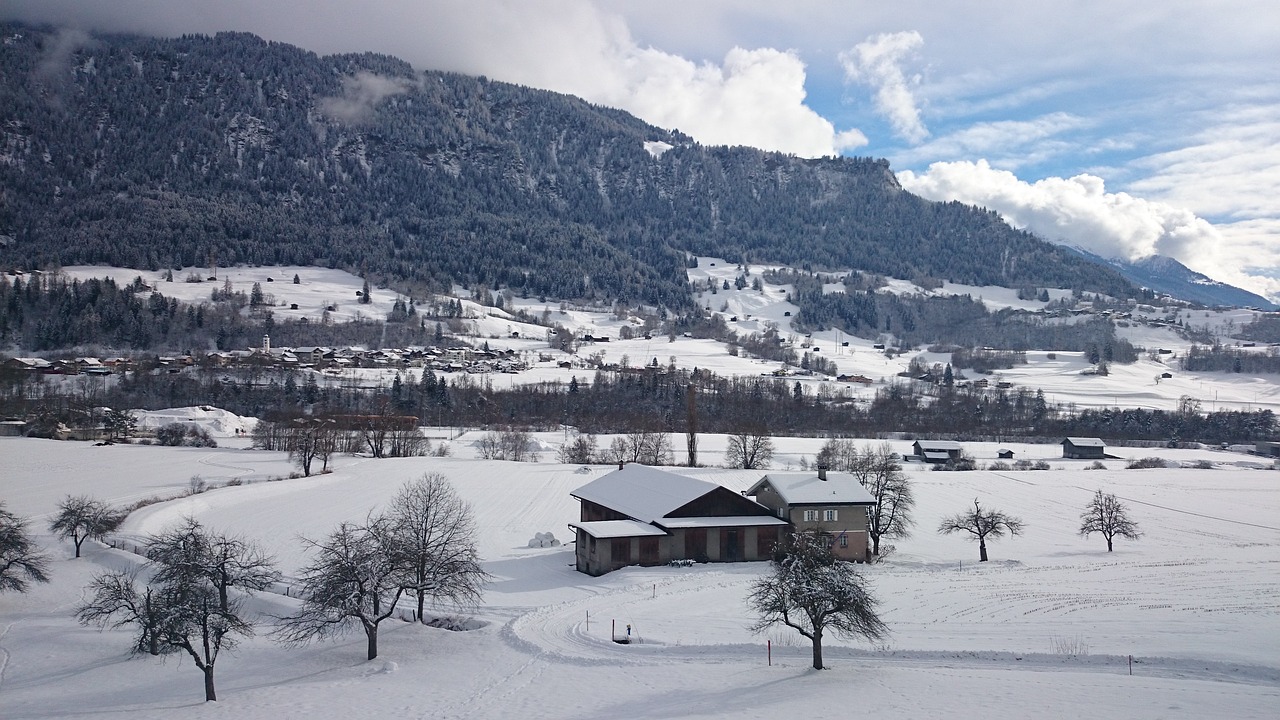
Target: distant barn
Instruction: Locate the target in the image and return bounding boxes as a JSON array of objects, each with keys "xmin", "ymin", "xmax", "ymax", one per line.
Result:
[
  {"xmin": 912, "ymin": 440, "xmax": 963, "ymax": 464},
  {"xmin": 1062, "ymin": 437, "xmax": 1106, "ymax": 459}
]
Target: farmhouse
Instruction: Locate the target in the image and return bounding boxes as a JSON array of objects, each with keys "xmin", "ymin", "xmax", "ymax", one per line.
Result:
[
  {"xmin": 568, "ymin": 465, "xmax": 787, "ymax": 576},
  {"xmin": 747, "ymin": 467, "xmax": 876, "ymax": 562},
  {"xmin": 1062, "ymin": 437, "xmax": 1106, "ymax": 459},
  {"xmin": 912, "ymin": 439, "xmax": 963, "ymax": 463}
]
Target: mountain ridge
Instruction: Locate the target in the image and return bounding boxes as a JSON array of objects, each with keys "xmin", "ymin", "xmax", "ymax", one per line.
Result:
[{"xmin": 0, "ymin": 23, "xmax": 1140, "ymax": 311}]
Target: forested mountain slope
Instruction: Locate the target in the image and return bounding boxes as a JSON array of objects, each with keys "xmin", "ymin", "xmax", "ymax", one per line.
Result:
[{"xmin": 0, "ymin": 24, "xmax": 1136, "ymax": 309}]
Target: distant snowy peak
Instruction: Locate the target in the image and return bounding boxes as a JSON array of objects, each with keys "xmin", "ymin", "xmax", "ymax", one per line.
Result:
[{"xmin": 1066, "ymin": 247, "xmax": 1278, "ymax": 310}]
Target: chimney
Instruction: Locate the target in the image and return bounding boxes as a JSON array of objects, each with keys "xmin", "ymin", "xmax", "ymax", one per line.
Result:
[
  {"xmin": 817, "ymin": 464, "xmax": 828, "ymax": 481},
  {"xmin": 263, "ymin": 334, "xmax": 271, "ymax": 353}
]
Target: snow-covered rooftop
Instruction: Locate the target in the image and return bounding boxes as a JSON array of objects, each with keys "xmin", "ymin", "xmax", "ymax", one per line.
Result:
[
  {"xmin": 750, "ymin": 471, "xmax": 875, "ymax": 505},
  {"xmin": 569, "ymin": 519, "xmax": 667, "ymax": 539},
  {"xmin": 571, "ymin": 465, "xmax": 718, "ymax": 523}
]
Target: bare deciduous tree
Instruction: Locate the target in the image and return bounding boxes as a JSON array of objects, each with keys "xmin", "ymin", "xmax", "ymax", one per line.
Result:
[
  {"xmin": 557, "ymin": 433, "xmax": 597, "ymax": 464},
  {"xmin": 1, "ymin": 503, "xmax": 50, "ymax": 593},
  {"xmin": 275, "ymin": 518, "xmax": 404, "ymax": 661},
  {"xmin": 749, "ymin": 530, "xmax": 888, "ymax": 670},
  {"xmin": 726, "ymin": 427, "xmax": 774, "ymax": 470},
  {"xmin": 1079, "ymin": 490, "xmax": 1141, "ymax": 551},
  {"xmin": 386, "ymin": 474, "xmax": 489, "ymax": 624},
  {"xmin": 49, "ymin": 495, "xmax": 126, "ymax": 558},
  {"xmin": 77, "ymin": 524, "xmax": 265, "ymax": 701},
  {"xmin": 848, "ymin": 443, "xmax": 915, "ymax": 558},
  {"xmin": 145, "ymin": 517, "xmax": 280, "ymax": 612},
  {"xmin": 76, "ymin": 569, "xmax": 166, "ymax": 656},
  {"xmin": 937, "ymin": 498, "xmax": 1025, "ymax": 562}
]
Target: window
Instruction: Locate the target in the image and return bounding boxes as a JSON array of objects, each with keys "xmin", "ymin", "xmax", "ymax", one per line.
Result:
[
  {"xmin": 839, "ymin": 534, "xmax": 848, "ymax": 548},
  {"xmin": 803, "ymin": 509, "xmax": 818, "ymax": 522},
  {"xmin": 823, "ymin": 509, "xmax": 839, "ymax": 522},
  {"xmin": 777, "ymin": 507, "xmax": 786, "ymax": 519}
]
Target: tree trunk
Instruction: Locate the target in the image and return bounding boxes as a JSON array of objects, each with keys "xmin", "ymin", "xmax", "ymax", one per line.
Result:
[
  {"xmin": 74, "ymin": 533, "xmax": 84, "ymax": 558},
  {"xmin": 366, "ymin": 626, "xmax": 378, "ymax": 660},
  {"xmin": 811, "ymin": 630, "xmax": 824, "ymax": 670},
  {"xmin": 417, "ymin": 590, "xmax": 426, "ymax": 625},
  {"xmin": 203, "ymin": 666, "xmax": 216, "ymax": 702},
  {"xmin": 979, "ymin": 538, "xmax": 988, "ymax": 562},
  {"xmin": 1106, "ymin": 536, "xmax": 1113, "ymax": 552},
  {"xmin": 871, "ymin": 534, "xmax": 880, "ymax": 556}
]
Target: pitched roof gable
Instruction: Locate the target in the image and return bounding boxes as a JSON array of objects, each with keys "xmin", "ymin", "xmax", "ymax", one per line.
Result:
[
  {"xmin": 748, "ymin": 471, "xmax": 875, "ymax": 505},
  {"xmin": 571, "ymin": 465, "xmax": 720, "ymax": 524}
]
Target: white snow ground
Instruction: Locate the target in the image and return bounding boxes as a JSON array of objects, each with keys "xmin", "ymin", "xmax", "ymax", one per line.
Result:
[{"xmin": 2, "ymin": 432, "xmax": 1278, "ymax": 719}]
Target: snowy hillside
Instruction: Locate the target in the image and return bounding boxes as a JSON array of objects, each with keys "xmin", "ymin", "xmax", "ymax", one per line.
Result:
[{"xmin": 59, "ymin": 263, "xmax": 1280, "ymax": 415}]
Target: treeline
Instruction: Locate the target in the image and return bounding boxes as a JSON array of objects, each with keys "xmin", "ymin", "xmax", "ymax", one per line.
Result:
[
  {"xmin": 1181, "ymin": 344, "xmax": 1280, "ymax": 374},
  {"xmin": 0, "ymin": 272, "xmax": 467, "ymax": 353},
  {"xmin": 4, "ymin": 359, "xmax": 1273, "ymax": 446},
  {"xmin": 785, "ymin": 273, "xmax": 1141, "ymax": 354},
  {"xmin": 1, "ymin": 23, "xmax": 1137, "ymax": 312}
]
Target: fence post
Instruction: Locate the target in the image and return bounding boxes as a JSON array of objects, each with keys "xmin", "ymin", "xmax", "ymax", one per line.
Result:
[{"xmin": 768, "ymin": 639, "xmax": 772, "ymax": 666}]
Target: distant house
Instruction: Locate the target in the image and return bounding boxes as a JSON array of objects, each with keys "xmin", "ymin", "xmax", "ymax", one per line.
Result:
[
  {"xmin": 568, "ymin": 465, "xmax": 786, "ymax": 576},
  {"xmin": 747, "ymin": 467, "xmax": 876, "ymax": 562},
  {"xmin": 0, "ymin": 419, "xmax": 27, "ymax": 437},
  {"xmin": 1256, "ymin": 441, "xmax": 1280, "ymax": 458},
  {"xmin": 837, "ymin": 374, "xmax": 874, "ymax": 385},
  {"xmin": 912, "ymin": 440, "xmax": 963, "ymax": 464},
  {"xmin": 1062, "ymin": 437, "xmax": 1106, "ymax": 459},
  {"xmin": 997, "ymin": 449, "xmax": 1015, "ymax": 459}
]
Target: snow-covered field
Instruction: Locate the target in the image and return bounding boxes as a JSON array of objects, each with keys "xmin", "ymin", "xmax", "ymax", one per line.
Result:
[{"xmin": 3, "ymin": 430, "xmax": 1278, "ymax": 719}]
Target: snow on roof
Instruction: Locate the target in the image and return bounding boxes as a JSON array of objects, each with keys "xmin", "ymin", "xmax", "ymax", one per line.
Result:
[
  {"xmin": 660, "ymin": 516, "xmax": 788, "ymax": 529},
  {"xmin": 1064, "ymin": 437, "xmax": 1106, "ymax": 447},
  {"xmin": 923, "ymin": 451, "xmax": 953, "ymax": 461},
  {"xmin": 915, "ymin": 440, "xmax": 963, "ymax": 450},
  {"xmin": 569, "ymin": 520, "xmax": 667, "ymax": 539},
  {"xmin": 571, "ymin": 465, "xmax": 719, "ymax": 523},
  {"xmin": 748, "ymin": 471, "xmax": 874, "ymax": 506}
]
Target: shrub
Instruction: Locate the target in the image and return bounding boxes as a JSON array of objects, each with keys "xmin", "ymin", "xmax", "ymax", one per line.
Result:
[
  {"xmin": 1032, "ymin": 460, "xmax": 1051, "ymax": 470},
  {"xmin": 155, "ymin": 423, "xmax": 218, "ymax": 448},
  {"xmin": 155, "ymin": 423, "xmax": 188, "ymax": 446},
  {"xmin": 987, "ymin": 461, "xmax": 1011, "ymax": 471},
  {"xmin": 1127, "ymin": 456, "xmax": 1167, "ymax": 469},
  {"xmin": 1085, "ymin": 460, "xmax": 1107, "ymax": 470},
  {"xmin": 1191, "ymin": 459, "xmax": 1214, "ymax": 469}
]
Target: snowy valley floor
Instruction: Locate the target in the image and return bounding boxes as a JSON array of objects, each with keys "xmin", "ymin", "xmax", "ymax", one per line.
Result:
[{"xmin": 2, "ymin": 435, "xmax": 1279, "ymax": 719}]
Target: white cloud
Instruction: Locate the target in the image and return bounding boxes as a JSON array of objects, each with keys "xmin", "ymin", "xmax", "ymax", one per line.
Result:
[
  {"xmin": 897, "ymin": 159, "xmax": 1280, "ymax": 301},
  {"xmin": 318, "ymin": 72, "xmax": 416, "ymax": 125},
  {"xmin": 839, "ymin": 31, "xmax": 928, "ymax": 144},
  {"xmin": 617, "ymin": 46, "xmax": 863, "ymax": 156},
  {"xmin": 892, "ymin": 113, "xmax": 1090, "ymax": 169}
]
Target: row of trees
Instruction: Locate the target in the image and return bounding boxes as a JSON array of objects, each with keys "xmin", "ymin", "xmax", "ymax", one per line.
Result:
[{"xmin": 0, "ymin": 474, "xmax": 487, "ymax": 702}]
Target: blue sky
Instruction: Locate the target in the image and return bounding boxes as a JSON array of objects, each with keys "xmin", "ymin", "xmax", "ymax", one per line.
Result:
[{"xmin": 6, "ymin": 0, "xmax": 1278, "ymax": 300}]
